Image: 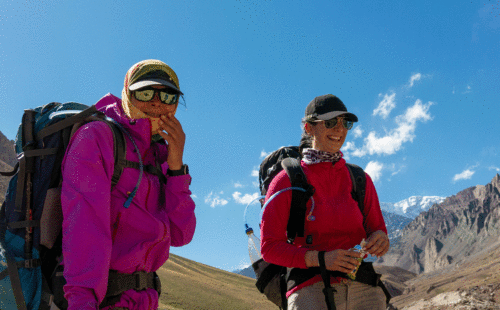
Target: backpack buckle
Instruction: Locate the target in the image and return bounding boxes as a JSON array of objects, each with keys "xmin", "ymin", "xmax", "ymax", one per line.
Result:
[
  {"xmin": 24, "ymin": 258, "xmax": 40, "ymax": 268},
  {"xmin": 135, "ymin": 271, "xmax": 148, "ymax": 291}
]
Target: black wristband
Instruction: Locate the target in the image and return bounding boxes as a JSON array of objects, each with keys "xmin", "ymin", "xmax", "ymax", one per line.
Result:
[{"xmin": 167, "ymin": 164, "xmax": 189, "ymax": 176}]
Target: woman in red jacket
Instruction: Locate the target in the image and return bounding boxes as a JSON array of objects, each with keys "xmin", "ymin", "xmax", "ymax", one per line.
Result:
[{"xmin": 261, "ymin": 94, "xmax": 389, "ymax": 310}]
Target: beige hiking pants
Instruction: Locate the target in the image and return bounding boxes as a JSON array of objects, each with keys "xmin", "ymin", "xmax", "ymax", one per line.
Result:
[{"xmin": 288, "ymin": 279, "xmax": 386, "ymax": 310}]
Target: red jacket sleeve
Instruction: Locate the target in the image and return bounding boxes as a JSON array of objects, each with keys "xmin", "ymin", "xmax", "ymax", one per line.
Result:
[{"xmin": 361, "ymin": 173, "xmax": 387, "ymax": 237}]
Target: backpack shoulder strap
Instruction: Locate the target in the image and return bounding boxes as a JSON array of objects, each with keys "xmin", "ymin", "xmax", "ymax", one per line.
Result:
[
  {"xmin": 346, "ymin": 163, "xmax": 366, "ymax": 216},
  {"xmin": 102, "ymin": 121, "xmax": 126, "ymax": 188},
  {"xmin": 281, "ymin": 158, "xmax": 314, "ymax": 242}
]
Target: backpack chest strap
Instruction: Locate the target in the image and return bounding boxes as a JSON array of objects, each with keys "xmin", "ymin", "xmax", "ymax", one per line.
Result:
[{"xmin": 120, "ymin": 159, "xmax": 167, "ymax": 184}]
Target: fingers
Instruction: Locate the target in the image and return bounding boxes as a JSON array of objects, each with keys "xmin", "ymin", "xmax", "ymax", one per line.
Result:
[
  {"xmin": 159, "ymin": 114, "xmax": 183, "ymax": 138},
  {"xmin": 159, "ymin": 114, "xmax": 185, "ymax": 144},
  {"xmin": 363, "ymin": 231, "xmax": 390, "ymax": 257},
  {"xmin": 158, "ymin": 113, "xmax": 186, "ymax": 170},
  {"xmin": 324, "ymin": 249, "xmax": 362, "ymax": 273}
]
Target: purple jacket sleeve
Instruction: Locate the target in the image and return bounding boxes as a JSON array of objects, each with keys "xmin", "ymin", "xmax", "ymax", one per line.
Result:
[
  {"xmin": 61, "ymin": 122, "xmax": 115, "ymax": 310},
  {"xmin": 163, "ymin": 173, "xmax": 196, "ymax": 247}
]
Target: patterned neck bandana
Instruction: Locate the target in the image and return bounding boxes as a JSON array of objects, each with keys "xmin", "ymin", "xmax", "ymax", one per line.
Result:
[{"xmin": 302, "ymin": 148, "xmax": 343, "ymax": 164}]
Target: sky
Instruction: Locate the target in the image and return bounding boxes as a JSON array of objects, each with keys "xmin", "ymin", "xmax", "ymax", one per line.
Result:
[{"xmin": 1, "ymin": 0, "xmax": 499, "ymax": 272}]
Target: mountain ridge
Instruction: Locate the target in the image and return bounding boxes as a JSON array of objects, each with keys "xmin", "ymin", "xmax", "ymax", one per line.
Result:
[
  {"xmin": 381, "ymin": 195, "xmax": 446, "ymax": 219},
  {"xmin": 377, "ymin": 173, "xmax": 500, "ymax": 275}
]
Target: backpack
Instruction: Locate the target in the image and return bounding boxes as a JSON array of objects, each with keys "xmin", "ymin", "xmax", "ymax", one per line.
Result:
[
  {"xmin": 253, "ymin": 146, "xmax": 385, "ymax": 310},
  {"xmin": 0, "ymin": 102, "xmax": 161, "ymax": 310}
]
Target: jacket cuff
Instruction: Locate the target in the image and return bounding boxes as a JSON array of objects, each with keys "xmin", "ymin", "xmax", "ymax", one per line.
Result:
[{"xmin": 167, "ymin": 174, "xmax": 192, "ymax": 191}]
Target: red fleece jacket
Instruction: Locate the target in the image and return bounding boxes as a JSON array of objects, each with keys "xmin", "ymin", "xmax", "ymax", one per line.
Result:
[{"xmin": 260, "ymin": 159, "xmax": 387, "ymax": 295}]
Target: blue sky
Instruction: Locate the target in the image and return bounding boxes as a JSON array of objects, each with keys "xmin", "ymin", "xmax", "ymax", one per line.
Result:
[{"xmin": 1, "ymin": 1, "xmax": 499, "ymax": 271}]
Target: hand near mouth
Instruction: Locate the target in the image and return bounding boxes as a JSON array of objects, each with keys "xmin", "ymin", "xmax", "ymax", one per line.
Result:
[{"xmin": 158, "ymin": 113, "xmax": 185, "ymax": 171}]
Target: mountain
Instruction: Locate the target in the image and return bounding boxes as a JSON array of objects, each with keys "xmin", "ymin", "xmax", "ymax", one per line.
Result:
[
  {"xmin": 381, "ymin": 196, "xmax": 446, "ymax": 219},
  {"xmin": 388, "ymin": 241, "xmax": 500, "ymax": 309},
  {"xmin": 377, "ymin": 174, "xmax": 500, "ymax": 275},
  {"xmin": 382, "ymin": 210, "xmax": 413, "ymax": 241},
  {"xmin": 0, "ymin": 131, "xmax": 16, "ymax": 204},
  {"xmin": 0, "ymin": 131, "xmax": 16, "ymax": 167},
  {"xmin": 234, "ymin": 265, "xmax": 256, "ymax": 278}
]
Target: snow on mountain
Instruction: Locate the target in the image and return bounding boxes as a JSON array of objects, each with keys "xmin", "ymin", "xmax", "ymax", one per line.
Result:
[{"xmin": 380, "ymin": 196, "xmax": 446, "ymax": 219}]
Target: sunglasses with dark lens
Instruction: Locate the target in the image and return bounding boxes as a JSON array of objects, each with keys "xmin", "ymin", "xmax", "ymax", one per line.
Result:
[
  {"xmin": 133, "ymin": 87, "xmax": 179, "ymax": 105},
  {"xmin": 315, "ymin": 117, "xmax": 354, "ymax": 130}
]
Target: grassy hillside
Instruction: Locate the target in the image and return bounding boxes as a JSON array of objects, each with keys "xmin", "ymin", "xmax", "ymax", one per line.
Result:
[{"xmin": 157, "ymin": 254, "xmax": 277, "ymax": 310}]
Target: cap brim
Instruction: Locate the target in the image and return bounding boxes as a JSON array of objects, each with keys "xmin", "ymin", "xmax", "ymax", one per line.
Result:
[
  {"xmin": 129, "ymin": 78, "xmax": 183, "ymax": 95},
  {"xmin": 316, "ymin": 111, "xmax": 358, "ymax": 122}
]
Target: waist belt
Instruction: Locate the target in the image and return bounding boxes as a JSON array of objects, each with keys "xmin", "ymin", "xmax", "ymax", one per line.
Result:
[
  {"xmin": 100, "ymin": 270, "xmax": 162, "ymax": 308},
  {"xmin": 48, "ymin": 266, "xmax": 162, "ymax": 309},
  {"xmin": 287, "ymin": 261, "xmax": 391, "ymax": 304},
  {"xmin": 107, "ymin": 270, "xmax": 161, "ymax": 296}
]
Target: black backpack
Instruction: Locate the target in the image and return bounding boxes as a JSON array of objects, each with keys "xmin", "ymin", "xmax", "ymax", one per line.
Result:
[
  {"xmin": 254, "ymin": 146, "xmax": 389, "ymax": 310},
  {"xmin": 0, "ymin": 102, "xmax": 163, "ymax": 310}
]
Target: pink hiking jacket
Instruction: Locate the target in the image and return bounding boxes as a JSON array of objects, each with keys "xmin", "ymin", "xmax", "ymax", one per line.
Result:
[{"xmin": 61, "ymin": 94, "xmax": 196, "ymax": 309}]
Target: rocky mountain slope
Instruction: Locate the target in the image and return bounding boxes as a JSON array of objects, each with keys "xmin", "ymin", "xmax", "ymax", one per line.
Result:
[
  {"xmin": 0, "ymin": 131, "xmax": 16, "ymax": 203},
  {"xmin": 0, "ymin": 131, "xmax": 16, "ymax": 168},
  {"xmin": 378, "ymin": 174, "xmax": 500, "ymax": 275},
  {"xmin": 389, "ymin": 241, "xmax": 500, "ymax": 309}
]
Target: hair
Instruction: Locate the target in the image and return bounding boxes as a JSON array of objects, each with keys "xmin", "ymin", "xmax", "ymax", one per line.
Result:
[{"xmin": 299, "ymin": 117, "xmax": 315, "ymax": 156}]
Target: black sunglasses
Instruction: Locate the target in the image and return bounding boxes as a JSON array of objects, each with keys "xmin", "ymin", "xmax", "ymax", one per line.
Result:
[
  {"xmin": 314, "ymin": 117, "xmax": 354, "ymax": 130},
  {"xmin": 133, "ymin": 87, "xmax": 179, "ymax": 105}
]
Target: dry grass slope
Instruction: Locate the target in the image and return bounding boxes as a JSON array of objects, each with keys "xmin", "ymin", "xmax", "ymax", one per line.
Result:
[{"xmin": 157, "ymin": 254, "xmax": 277, "ymax": 310}]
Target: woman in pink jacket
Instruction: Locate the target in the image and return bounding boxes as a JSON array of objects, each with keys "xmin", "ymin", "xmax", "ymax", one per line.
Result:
[
  {"xmin": 59, "ymin": 59, "xmax": 196, "ymax": 310},
  {"xmin": 261, "ymin": 94, "xmax": 390, "ymax": 310}
]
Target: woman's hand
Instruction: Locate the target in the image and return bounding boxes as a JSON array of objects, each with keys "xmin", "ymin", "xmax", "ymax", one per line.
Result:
[
  {"xmin": 324, "ymin": 249, "xmax": 362, "ymax": 273},
  {"xmin": 305, "ymin": 249, "xmax": 362, "ymax": 273},
  {"xmin": 363, "ymin": 230, "xmax": 390, "ymax": 258},
  {"xmin": 158, "ymin": 113, "xmax": 185, "ymax": 170}
]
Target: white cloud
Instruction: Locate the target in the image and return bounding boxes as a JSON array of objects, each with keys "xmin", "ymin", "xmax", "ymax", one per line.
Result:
[
  {"xmin": 352, "ymin": 125, "xmax": 363, "ymax": 139},
  {"xmin": 232, "ymin": 192, "xmax": 260, "ymax": 205},
  {"xmin": 191, "ymin": 194, "xmax": 197, "ymax": 199},
  {"xmin": 408, "ymin": 73, "xmax": 422, "ymax": 88},
  {"xmin": 453, "ymin": 169, "xmax": 475, "ymax": 182},
  {"xmin": 390, "ymin": 164, "xmax": 405, "ymax": 176},
  {"xmin": 342, "ymin": 141, "xmax": 356, "ymax": 152},
  {"xmin": 463, "ymin": 85, "xmax": 472, "ymax": 94},
  {"xmin": 251, "ymin": 169, "xmax": 259, "ymax": 177},
  {"xmin": 260, "ymin": 150, "xmax": 270, "ymax": 159},
  {"xmin": 373, "ymin": 93, "xmax": 396, "ymax": 119},
  {"xmin": 252, "ymin": 181, "xmax": 259, "ymax": 188},
  {"xmin": 489, "ymin": 166, "xmax": 500, "ymax": 172},
  {"xmin": 365, "ymin": 161, "xmax": 384, "ymax": 182},
  {"xmin": 234, "ymin": 182, "xmax": 244, "ymax": 188},
  {"xmin": 204, "ymin": 192, "xmax": 229, "ymax": 208},
  {"xmin": 352, "ymin": 99, "xmax": 433, "ymax": 157}
]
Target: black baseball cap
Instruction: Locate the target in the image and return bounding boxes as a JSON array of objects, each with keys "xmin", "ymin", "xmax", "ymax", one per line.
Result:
[{"xmin": 304, "ymin": 94, "xmax": 358, "ymax": 122}]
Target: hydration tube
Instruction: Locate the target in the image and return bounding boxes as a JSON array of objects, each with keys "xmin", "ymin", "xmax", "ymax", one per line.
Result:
[
  {"xmin": 105, "ymin": 117, "xmax": 143, "ymax": 208},
  {"xmin": 244, "ymin": 187, "xmax": 316, "ymax": 235},
  {"xmin": 49, "ymin": 110, "xmax": 81, "ymax": 118},
  {"xmin": 244, "ymin": 195, "xmax": 265, "ymax": 234}
]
